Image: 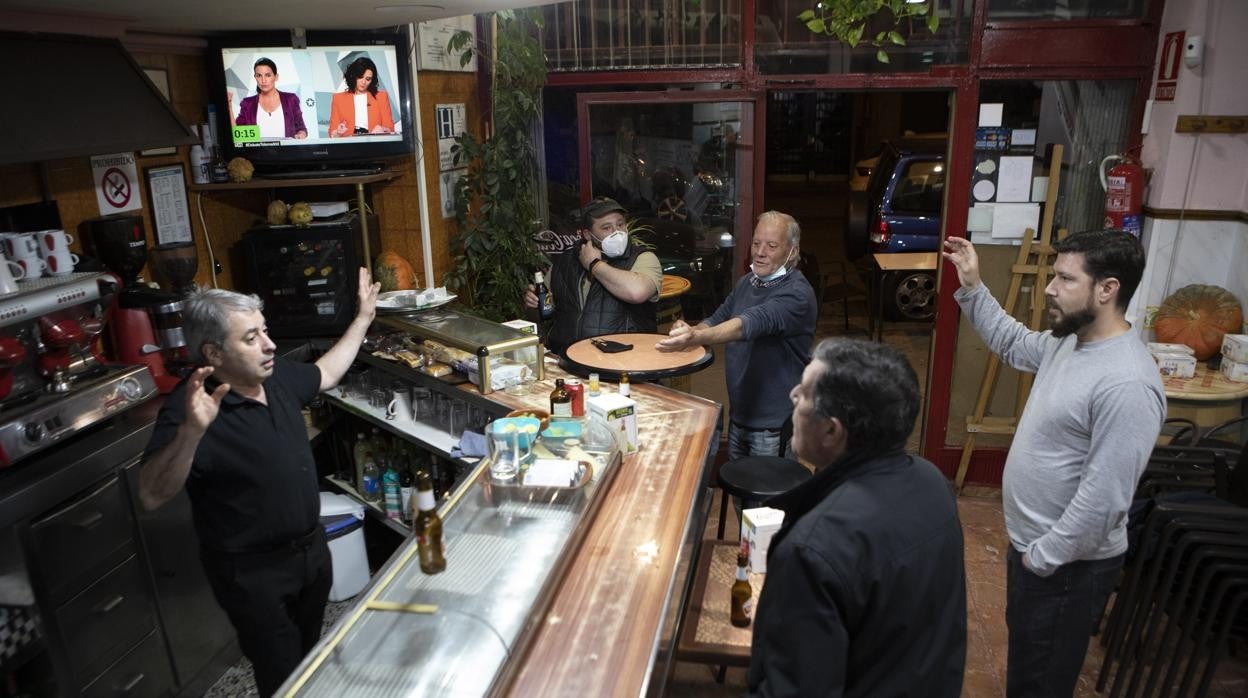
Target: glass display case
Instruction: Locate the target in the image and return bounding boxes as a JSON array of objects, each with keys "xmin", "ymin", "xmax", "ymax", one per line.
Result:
[
  {"xmin": 281, "ymin": 422, "xmax": 623, "ymax": 696},
  {"xmin": 375, "ymin": 310, "xmax": 544, "ymax": 394}
]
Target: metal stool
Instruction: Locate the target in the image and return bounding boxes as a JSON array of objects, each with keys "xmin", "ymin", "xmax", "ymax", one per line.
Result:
[{"xmin": 715, "ymin": 455, "xmax": 810, "ymax": 539}]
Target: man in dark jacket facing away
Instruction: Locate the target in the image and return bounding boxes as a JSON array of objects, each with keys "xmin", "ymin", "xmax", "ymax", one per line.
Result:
[{"xmin": 748, "ymin": 338, "xmax": 967, "ymax": 697}]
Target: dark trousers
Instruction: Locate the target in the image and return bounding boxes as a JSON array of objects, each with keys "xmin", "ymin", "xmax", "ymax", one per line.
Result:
[
  {"xmin": 201, "ymin": 530, "xmax": 333, "ymax": 697},
  {"xmin": 1006, "ymin": 546, "xmax": 1122, "ymax": 698}
]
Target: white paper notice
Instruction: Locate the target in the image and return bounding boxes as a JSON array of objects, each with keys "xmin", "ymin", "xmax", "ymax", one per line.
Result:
[
  {"xmin": 996, "ymin": 156, "xmax": 1034, "ymax": 203},
  {"xmin": 1031, "ymin": 176, "xmax": 1050, "ymax": 202},
  {"xmin": 90, "ymin": 153, "xmax": 142, "ymax": 215},
  {"xmin": 978, "ymin": 103, "xmax": 1004, "ymax": 127},
  {"xmin": 986, "ymin": 203, "xmax": 1041, "ymax": 241},
  {"xmin": 967, "ymin": 206, "xmax": 994, "ymax": 232}
]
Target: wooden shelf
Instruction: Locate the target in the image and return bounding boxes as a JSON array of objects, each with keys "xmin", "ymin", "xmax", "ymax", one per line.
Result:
[
  {"xmin": 324, "ymin": 474, "xmax": 410, "ymax": 536},
  {"xmin": 187, "ymin": 170, "xmax": 401, "ymax": 191}
]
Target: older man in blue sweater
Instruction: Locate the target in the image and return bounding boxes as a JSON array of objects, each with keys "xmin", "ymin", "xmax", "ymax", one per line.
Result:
[{"xmin": 657, "ymin": 210, "xmax": 817, "ymax": 459}]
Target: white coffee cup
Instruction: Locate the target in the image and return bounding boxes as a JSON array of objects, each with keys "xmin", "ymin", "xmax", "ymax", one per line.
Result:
[
  {"xmin": 37, "ymin": 229, "xmax": 78, "ymax": 276},
  {"xmin": 386, "ymin": 388, "xmax": 413, "ymax": 423},
  {"xmin": 0, "ymin": 253, "xmax": 27, "ymax": 294},
  {"xmin": 4, "ymin": 233, "xmax": 45, "ymax": 279}
]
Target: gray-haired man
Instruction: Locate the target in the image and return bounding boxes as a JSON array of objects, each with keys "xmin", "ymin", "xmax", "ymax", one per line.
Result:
[{"xmin": 139, "ymin": 269, "xmax": 378, "ymax": 696}]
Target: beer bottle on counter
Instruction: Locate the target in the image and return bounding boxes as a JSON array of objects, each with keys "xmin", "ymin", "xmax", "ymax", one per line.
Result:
[
  {"xmin": 730, "ymin": 538, "xmax": 753, "ymax": 628},
  {"xmin": 618, "ymin": 372, "xmax": 631, "ymax": 397},
  {"xmin": 412, "ymin": 471, "xmax": 446, "ymax": 574},
  {"xmin": 550, "ymin": 378, "xmax": 572, "ymax": 418},
  {"xmin": 534, "ymin": 271, "xmax": 555, "ymax": 322}
]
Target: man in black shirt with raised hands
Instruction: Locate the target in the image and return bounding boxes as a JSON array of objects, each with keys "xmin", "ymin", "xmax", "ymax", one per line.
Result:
[{"xmin": 139, "ymin": 268, "xmax": 378, "ymax": 696}]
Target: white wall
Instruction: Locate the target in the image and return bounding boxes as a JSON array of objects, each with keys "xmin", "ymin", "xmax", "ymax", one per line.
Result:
[{"xmin": 1136, "ymin": 0, "xmax": 1248, "ymax": 329}]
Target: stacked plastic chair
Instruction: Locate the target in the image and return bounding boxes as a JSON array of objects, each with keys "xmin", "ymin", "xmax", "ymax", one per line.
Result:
[{"xmin": 1097, "ymin": 436, "xmax": 1248, "ymax": 697}]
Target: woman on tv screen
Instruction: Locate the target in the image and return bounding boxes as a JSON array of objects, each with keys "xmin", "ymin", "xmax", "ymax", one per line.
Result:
[
  {"xmin": 229, "ymin": 57, "xmax": 308, "ymax": 140},
  {"xmin": 328, "ymin": 56, "xmax": 395, "ymax": 137}
]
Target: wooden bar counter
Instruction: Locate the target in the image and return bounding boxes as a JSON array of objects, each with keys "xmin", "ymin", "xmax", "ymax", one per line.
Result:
[
  {"xmin": 481, "ymin": 358, "xmax": 722, "ymax": 695},
  {"xmin": 281, "ymin": 354, "xmax": 722, "ymax": 697}
]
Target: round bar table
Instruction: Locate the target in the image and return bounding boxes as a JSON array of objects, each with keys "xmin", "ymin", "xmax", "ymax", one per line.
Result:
[
  {"xmin": 560, "ymin": 332, "xmax": 714, "ymax": 382},
  {"xmin": 1162, "ymin": 362, "xmax": 1248, "ymax": 429}
]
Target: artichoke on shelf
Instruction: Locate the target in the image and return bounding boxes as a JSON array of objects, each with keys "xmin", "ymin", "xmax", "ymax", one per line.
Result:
[
  {"xmin": 266, "ymin": 200, "xmax": 288, "ymax": 226},
  {"xmin": 227, "ymin": 157, "xmax": 254, "ymax": 183},
  {"xmin": 288, "ymin": 202, "xmax": 314, "ymax": 227}
]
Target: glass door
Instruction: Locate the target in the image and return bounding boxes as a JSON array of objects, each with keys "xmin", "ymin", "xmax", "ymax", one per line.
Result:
[{"xmin": 577, "ymin": 91, "xmax": 757, "ymax": 322}]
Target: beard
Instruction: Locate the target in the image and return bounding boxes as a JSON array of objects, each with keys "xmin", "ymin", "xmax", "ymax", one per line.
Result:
[{"xmin": 1048, "ymin": 298, "xmax": 1096, "ymax": 338}]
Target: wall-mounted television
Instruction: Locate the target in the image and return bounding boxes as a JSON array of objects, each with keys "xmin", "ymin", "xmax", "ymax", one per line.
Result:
[{"xmin": 207, "ymin": 30, "xmax": 415, "ymax": 172}]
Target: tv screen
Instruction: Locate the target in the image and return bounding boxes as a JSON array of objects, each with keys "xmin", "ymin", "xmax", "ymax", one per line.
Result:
[{"xmin": 208, "ymin": 30, "xmax": 414, "ymax": 170}]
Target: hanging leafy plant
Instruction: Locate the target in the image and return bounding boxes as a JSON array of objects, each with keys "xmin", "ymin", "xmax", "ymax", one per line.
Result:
[
  {"xmin": 799, "ymin": 0, "xmax": 940, "ymax": 64},
  {"xmin": 443, "ymin": 9, "xmax": 549, "ymax": 322}
]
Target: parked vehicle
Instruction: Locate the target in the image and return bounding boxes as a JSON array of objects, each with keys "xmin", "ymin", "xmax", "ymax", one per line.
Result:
[{"xmin": 845, "ymin": 138, "xmax": 946, "ymax": 321}]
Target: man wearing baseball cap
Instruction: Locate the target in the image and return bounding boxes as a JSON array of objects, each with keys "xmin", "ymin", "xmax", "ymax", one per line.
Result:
[{"xmin": 526, "ymin": 197, "xmax": 663, "ymax": 353}]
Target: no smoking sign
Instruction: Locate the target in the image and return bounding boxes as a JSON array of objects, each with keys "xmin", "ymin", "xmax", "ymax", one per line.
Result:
[{"xmin": 90, "ymin": 152, "xmax": 142, "ymax": 214}]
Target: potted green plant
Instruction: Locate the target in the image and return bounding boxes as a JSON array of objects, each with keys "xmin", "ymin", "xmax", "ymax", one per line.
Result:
[
  {"xmin": 799, "ymin": 0, "xmax": 940, "ymax": 63},
  {"xmin": 443, "ymin": 9, "xmax": 548, "ymax": 322}
]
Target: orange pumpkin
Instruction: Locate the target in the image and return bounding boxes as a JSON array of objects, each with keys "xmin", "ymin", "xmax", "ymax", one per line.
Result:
[
  {"xmin": 1154, "ymin": 284, "xmax": 1243, "ymax": 360},
  {"xmin": 374, "ymin": 251, "xmax": 418, "ymax": 292}
]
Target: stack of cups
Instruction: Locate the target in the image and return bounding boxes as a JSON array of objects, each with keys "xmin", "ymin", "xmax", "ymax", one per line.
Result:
[
  {"xmin": 37, "ymin": 229, "xmax": 79, "ymax": 276},
  {"xmin": 1, "ymin": 232, "xmax": 41, "ymax": 285}
]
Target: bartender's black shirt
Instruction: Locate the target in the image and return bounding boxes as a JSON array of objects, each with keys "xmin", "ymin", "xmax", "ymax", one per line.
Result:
[{"xmin": 144, "ymin": 357, "xmax": 322, "ymax": 553}]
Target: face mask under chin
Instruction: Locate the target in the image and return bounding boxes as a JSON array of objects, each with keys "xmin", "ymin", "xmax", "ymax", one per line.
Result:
[{"xmin": 753, "ymin": 249, "xmax": 795, "ymax": 282}]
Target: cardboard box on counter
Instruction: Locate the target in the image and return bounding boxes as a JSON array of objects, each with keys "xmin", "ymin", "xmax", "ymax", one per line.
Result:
[
  {"xmin": 742, "ymin": 507, "xmax": 785, "ymax": 573},
  {"xmin": 1153, "ymin": 352, "xmax": 1196, "ymax": 379},
  {"xmin": 1221, "ymin": 356, "xmax": 1248, "ymax": 383},
  {"xmin": 587, "ymin": 392, "xmax": 637, "ymax": 453},
  {"xmin": 1222, "ymin": 334, "xmax": 1248, "ymax": 364},
  {"xmin": 1148, "ymin": 342, "xmax": 1194, "ymax": 356}
]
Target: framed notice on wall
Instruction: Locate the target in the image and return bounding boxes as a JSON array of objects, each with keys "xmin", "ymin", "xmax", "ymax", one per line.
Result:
[
  {"xmin": 417, "ymin": 16, "xmax": 477, "ymax": 72},
  {"xmin": 146, "ymin": 165, "xmax": 193, "ymax": 244}
]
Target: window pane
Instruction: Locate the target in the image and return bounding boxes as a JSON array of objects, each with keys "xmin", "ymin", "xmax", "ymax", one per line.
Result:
[
  {"xmin": 541, "ymin": 0, "xmax": 743, "ymax": 71},
  {"xmin": 755, "ymin": 0, "xmax": 972, "ymax": 75},
  {"xmin": 974, "ymin": 80, "xmax": 1136, "ymax": 236},
  {"xmin": 987, "ymin": 0, "xmax": 1150, "ymax": 21}
]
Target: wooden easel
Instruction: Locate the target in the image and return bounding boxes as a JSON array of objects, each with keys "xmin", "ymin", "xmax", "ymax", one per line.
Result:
[{"xmin": 954, "ymin": 145, "xmax": 1068, "ymax": 492}]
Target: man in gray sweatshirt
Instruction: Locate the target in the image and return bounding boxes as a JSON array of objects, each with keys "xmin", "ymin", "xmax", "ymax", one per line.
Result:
[{"xmin": 943, "ymin": 230, "xmax": 1164, "ymax": 697}]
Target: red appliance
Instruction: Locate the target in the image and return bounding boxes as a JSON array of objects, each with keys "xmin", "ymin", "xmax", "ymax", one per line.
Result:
[
  {"xmin": 79, "ymin": 214, "xmax": 184, "ymax": 393},
  {"xmin": 1099, "ymin": 153, "xmax": 1144, "ymax": 238},
  {"xmin": 0, "ymin": 272, "xmax": 157, "ymax": 468}
]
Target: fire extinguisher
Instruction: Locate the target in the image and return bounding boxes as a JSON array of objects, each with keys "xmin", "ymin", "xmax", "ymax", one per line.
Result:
[{"xmin": 1099, "ymin": 153, "xmax": 1144, "ymax": 238}]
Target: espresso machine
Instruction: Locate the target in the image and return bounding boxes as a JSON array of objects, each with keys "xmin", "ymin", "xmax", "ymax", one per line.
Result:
[
  {"xmin": 79, "ymin": 214, "xmax": 188, "ymax": 393},
  {"xmin": 0, "ymin": 271, "xmax": 156, "ymax": 467}
]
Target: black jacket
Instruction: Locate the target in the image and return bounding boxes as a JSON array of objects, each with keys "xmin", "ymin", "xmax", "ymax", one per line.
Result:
[
  {"xmin": 546, "ymin": 241, "xmax": 656, "ymax": 354},
  {"xmin": 747, "ymin": 449, "xmax": 967, "ymax": 697}
]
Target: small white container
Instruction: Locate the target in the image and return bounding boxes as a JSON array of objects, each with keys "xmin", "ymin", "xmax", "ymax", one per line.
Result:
[
  {"xmin": 1148, "ymin": 342, "xmax": 1194, "ymax": 356},
  {"xmin": 742, "ymin": 507, "xmax": 785, "ymax": 573},
  {"xmin": 1153, "ymin": 352, "xmax": 1196, "ymax": 379},
  {"xmin": 1221, "ymin": 334, "xmax": 1248, "ymax": 364},
  {"xmin": 1220, "ymin": 356, "xmax": 1248, "ymax": 383}
]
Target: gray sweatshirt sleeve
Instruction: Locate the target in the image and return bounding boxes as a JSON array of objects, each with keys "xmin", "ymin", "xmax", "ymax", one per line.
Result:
[
  {"xmin": 1024, "ymin": 379, "xmax": 1165, "ymax": 575},
  {"xmin": 953, "ymin": 283, "xmax": 1054, "ymax": 373}
]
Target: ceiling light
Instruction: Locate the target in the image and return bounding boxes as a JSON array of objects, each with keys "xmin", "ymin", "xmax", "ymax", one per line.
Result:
[{"xmin": 375, "ymin": 4, "xmax": 445, "ymax": 12}]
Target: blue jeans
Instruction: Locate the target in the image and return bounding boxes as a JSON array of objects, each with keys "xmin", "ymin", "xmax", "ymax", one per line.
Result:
[
  {"xmin": 727, "ymin": 422, "xmax": 786, "ymax": 461},
  {"xmin": 1006, "ymin": 546, "xmax": 1123, "ymax": 698}
]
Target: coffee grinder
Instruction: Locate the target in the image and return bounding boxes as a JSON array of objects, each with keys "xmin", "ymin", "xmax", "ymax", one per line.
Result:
[{"xmin": 79, "ymin": 214, "xmax": 184, "ymax": 392}]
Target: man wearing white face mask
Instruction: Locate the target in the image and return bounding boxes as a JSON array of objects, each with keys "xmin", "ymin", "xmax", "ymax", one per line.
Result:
[
  {"xmin": 526, "ymin": 197, "xmax": 663, "ymax": 354},
  {"xmin": 657, "ymin": 211, "xmax": 817, "ymax": 460}
]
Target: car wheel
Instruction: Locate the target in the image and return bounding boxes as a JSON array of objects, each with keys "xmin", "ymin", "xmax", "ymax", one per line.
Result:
[
  {"xmin": 844, "ymin": 191, "xmax": 869, "ymax": 262},
  {"xmin": 883, "ymin": 270, "xmax": 937, "ymax": 322}
]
